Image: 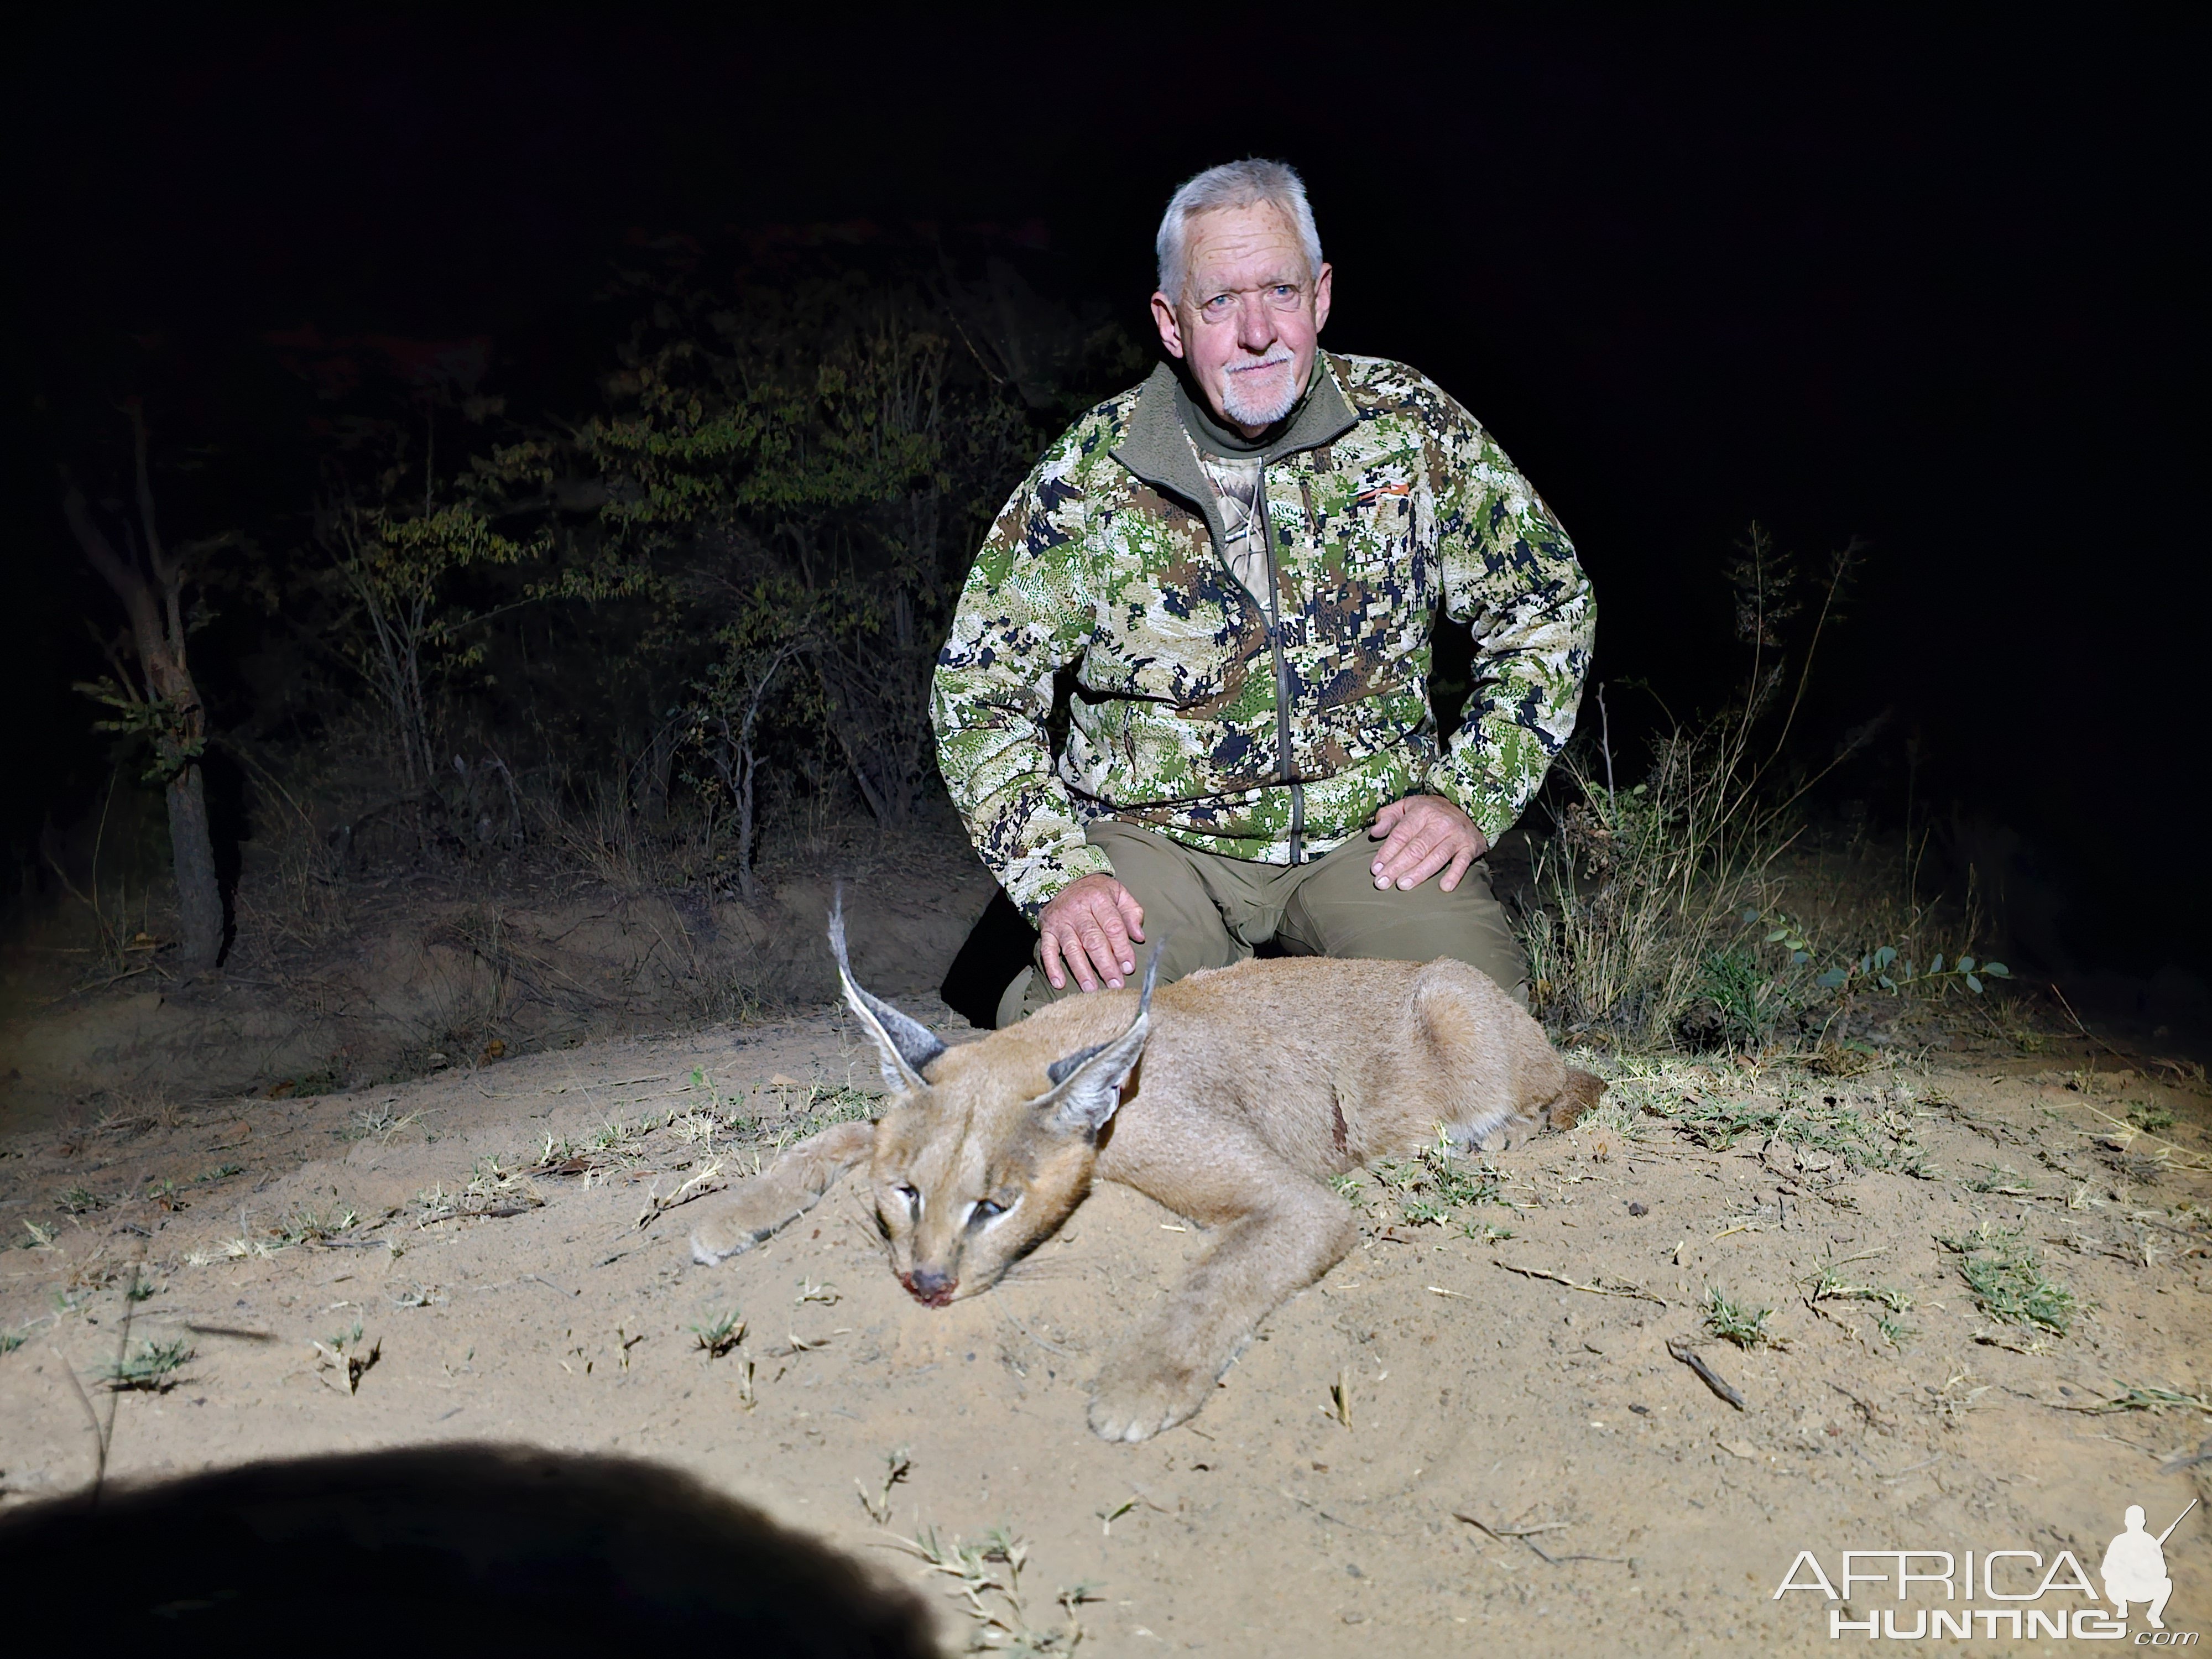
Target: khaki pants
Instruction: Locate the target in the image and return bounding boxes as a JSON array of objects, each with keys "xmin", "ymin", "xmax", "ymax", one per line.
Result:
[{"xmin": 996, "ymin": 819, "xmax": 1528, "ymax": 1027}]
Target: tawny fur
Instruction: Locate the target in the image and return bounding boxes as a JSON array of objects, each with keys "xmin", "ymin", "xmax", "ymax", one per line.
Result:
[{"xmin": 691, "ymin": 953, "xmax": 1602, "ymax": 1443}]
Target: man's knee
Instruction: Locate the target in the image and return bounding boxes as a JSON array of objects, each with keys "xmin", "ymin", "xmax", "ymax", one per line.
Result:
[{"xmin": 1286, "ymin": 851, "xmax": 1528, "ymax": 1004}]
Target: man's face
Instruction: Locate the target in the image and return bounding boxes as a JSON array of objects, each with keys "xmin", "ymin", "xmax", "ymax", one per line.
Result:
[{"xmin": 1152, "ymin": 201, "xmax": 1333, "ymax": 437}]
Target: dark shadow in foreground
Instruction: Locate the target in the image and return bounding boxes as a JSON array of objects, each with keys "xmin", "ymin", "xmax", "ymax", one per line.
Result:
[{"xmin": 0, "ymin": 1442, "xmax": 937, "ymax": 1652}]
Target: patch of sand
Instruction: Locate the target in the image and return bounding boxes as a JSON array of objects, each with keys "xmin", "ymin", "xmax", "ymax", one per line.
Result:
[{"xmin": 2, "ymin": 1013, "xmax": 2207, "ymax": 1653}]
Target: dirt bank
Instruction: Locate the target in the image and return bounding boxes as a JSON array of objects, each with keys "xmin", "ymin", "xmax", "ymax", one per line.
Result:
[{"xmin": 2, "ymin": 999, "xmax": 2205, "ymax": 1653}]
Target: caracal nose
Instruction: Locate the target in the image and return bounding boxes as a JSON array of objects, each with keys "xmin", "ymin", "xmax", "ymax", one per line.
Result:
[{"xmin": 905, "ymin": 1266, "xmax": 957, "ymax": 1305}]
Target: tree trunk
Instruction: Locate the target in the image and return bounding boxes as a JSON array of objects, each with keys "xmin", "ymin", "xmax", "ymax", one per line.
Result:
[
  {"xmin": 166, "ymin": 763, "xmax": 224, "ymax": 968},
  {"xmin": 61, "ymin": 404, "xmax": 228, "ymax": 971}
]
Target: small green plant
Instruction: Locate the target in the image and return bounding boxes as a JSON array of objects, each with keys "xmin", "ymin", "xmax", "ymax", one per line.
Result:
[
  {"xmin": 2079, "ymin": 1384, "xmax": 2211, "ymax": 1415},
  {"xmin": 1692, "ymin": 945, "xmax": 1790, "ymax": 1049},
  {"xmin": 2127, "ymin": 1105, "xmax": 2176, "ymax": 1133},
  {"xmin": 0, "ymin": 1323, "xmax": 29, "ymax": 1355},
  {"xmin": 1815, "ymin": 945, "xmax": 2012, "ymax": 998},
  {"xmin": 1459, "ymin": 1219, "xmax": 1516, "ymax": 1244},
  {"xmin": 1806, "ymin": 1253, "xmax": 1914, "ymax": 1345},
  {"xmin": 1400, "ymin": 1198, "xmax": 1446, "ymax": 1227},
  {"xmin": 311, "ymin": 1321, "xmax": 382, "ymax": 1394},
  {"xmin": 1961, "ymin": 1164, "xmax": 2037, "ymax": 1195},
  {"xmin": 191, "ymin": 1163, "xmax": 244, "ymax": 1184},
  {"xmin": 1703, "ymin": 1285, "xmax": 1775, "ymax": 1349},
  {"xmin": 103, "ymin": 1337, "xmax": 194, "ymax": 1391},
  {"xmin": 855, "ymin": 1446, "xmax": 912, "ymax": 1525},
  {"xmin": 690, "ymin": 1308, "xmax": 747, "ymax": 1359},
  {"xmin": 1937, "ymin": 1223, "xmax": 2076, "ymax": 1335},
  {"xmin": 56, "ymin": 1185, "xmax": 109, "ymax": 1215},
  {"xmin": 1329, "ymin": 1174, "xmax": 1365, "ymax": 1203},
  {"xmin": 1422, "ymin": 1154, "xmax": 1503, "ymax": 1208},
  {"xmin": 1642, "ymin": 1083, "xmax": 1928, "ymax": 1175}
]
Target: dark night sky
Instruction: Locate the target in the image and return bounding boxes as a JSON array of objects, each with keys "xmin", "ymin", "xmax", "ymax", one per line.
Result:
[{"xmin": 7, "ymin": 14, "xmax": 2204, "ymax": 972}]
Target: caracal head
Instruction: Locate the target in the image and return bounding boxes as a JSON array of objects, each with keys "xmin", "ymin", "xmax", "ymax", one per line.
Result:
[{"xmin": 827, "ymin": 901, "xmax": 1156, "ymax": 1309}]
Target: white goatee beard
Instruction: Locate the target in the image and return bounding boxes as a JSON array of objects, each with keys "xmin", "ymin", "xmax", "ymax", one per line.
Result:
[{"xmin": 1218, "ymin": 353, "xmax": 1300, "ymax": 427}]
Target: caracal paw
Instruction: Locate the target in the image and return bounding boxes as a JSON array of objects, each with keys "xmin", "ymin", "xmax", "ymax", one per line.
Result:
[
  {"xmin": 1087, "ymin": 1345, "xmax": 1214, "ymax": 1443},
  {"xmin": 1475, "ymin": 1112, "xmax": 1541, "ymax": 1155},
  {"xmin": 688, "ymin": 1191, "xmax": 793, "ymax": 1266}
]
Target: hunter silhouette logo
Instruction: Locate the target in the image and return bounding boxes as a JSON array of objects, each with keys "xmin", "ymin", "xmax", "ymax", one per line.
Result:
[
  {"xmin": 1773, "ymin": 1497, "xmax": 2198, "ymax": 1641},
  {"xmin": 2104, "ymin": 1501, "xmax": 2194, "ymax": 1632}
]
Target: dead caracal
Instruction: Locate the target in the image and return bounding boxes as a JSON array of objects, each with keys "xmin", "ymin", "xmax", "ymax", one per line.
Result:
[{"xmin": 691, "ymin": 907, "xmax": 1603, "ymax": 1442}]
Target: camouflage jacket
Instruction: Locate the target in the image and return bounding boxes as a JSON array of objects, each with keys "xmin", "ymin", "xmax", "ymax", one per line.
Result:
[{"xmin": 930, "ymin": 352, "xmax": 1594, "ymax": 914}]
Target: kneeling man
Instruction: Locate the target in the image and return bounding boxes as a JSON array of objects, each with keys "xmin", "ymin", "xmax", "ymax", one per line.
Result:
[{"xmin": 932, "ymin": 159, "xmax": 1595, "ymax": 1026}]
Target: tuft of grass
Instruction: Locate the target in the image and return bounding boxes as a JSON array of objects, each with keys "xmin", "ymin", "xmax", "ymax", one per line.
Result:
[
  {"xmin": 310, "ymin": 1321, "xmax": 382, "ymax": 1394},
  {"xmin": 690, "ymin": 1308, "xmax": 747, "ymax": 1359},
  {"xmin": 275, "ymin": 1201, "xmax": 359, "ymax": 1244},
  {"xmin": 56, "ymin": 1185, "xmax": 110, "ymax": 1215},
  {"xmin": 341, "ymin": 1104, "xmax": 421, "ymax": 1142},
  {"xmin": 1938, "ymin": 1222, "xmax": 2077, "ymax": 1335},
  {"xmin": 668, "ymin": 1109, "xmax": 721, "ymax": 1146},
  {"xmin": 2079, "ymin": 1384, "xmax": 2211, "ymax": 1415},
  {"xmin": 1806, "ymin": 1253, "xmax": 1915, "ymax": 1347},
  {"xmin": 855, "ymin": 1446, "xmax": 912, "ymax": 1526},
  {"xmin": 888, "ymin": 1522, "xmax": 1090, "ymax": 1654},
  {"xmin": 772, "ymin": 1084, "xmax": 877, "ymax": 1150},
  {"xmin": 1635, "ymin": 1078, "xmax": 1929, "ymax": 1176},
  {"xmin": 1371, "ymin": 1150, "xmax": 1504, "ymax": 1228},
  {"xmin": 1703, "ymin": 1285, "xmax": 1775, "ymax": 1349},
  {"xmin": 1326, "ymin": 1370, "xmax": 1354, "ymax": 1429},
  {"xmin": 103, "ymin": 1337, "xmax": 194, "ymax": 1391},
  {"xmin": 2126, "ymin": 1105, "xmax": 2176, "ymax": 1133}
]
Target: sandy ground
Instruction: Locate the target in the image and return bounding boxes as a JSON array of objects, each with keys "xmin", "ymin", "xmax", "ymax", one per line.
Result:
[{"xmin": 2, "ymin": 1001, "xmax": 2208, "ymax": 1653}]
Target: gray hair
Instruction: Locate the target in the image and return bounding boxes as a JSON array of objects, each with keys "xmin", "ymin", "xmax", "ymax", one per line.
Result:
[{"xmin": 1155, "ymin": 159, "xmax": 1323, "ymax": 300}]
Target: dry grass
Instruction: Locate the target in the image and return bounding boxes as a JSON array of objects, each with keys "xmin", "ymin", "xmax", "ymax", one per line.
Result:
[{"xmin": 1516, "ymin": 531, "xmax": 2015, "ymax": 1056}]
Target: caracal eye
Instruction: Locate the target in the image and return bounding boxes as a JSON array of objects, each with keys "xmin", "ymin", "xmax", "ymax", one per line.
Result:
[
  {"xmin": 891, "ymin": 1181, "xmax": 920, "ymax": 1213},
  {"xmin": 967, "ymin": 1198, "xmax": 1006, "ymax": 1226}
]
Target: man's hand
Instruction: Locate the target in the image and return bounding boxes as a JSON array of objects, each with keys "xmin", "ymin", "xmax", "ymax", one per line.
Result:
[
  {"xmin": 1368, "ymin": 795, "xmax": 1488, "ymax": 893},
  {"xmin": 1038, "ymin": 873, "xmax": 1147, "ymax": 993}
]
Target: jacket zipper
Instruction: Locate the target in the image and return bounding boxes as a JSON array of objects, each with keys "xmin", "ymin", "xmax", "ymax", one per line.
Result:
[{"xmin": 1256, "ymin": 458, "xmax": 1305, "ymax": 864}]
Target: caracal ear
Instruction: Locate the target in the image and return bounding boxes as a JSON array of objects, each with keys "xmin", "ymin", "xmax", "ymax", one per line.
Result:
[
  {"xmin": 1037, "ymin": 943, "xmax": 1161, "ymax": 1137},
  {"xmin": 828, "ymin": 892, "xmax": 945, "ymax": 1094}
]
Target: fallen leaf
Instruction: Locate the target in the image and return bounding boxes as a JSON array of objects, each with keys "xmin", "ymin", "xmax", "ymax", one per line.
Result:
[
  {"xmin": 1719, "ymin": 1439, "xmax": 1759, "ymax": 1460},
  {"xmin": 769, "ymin": 1073, "xmax": 804, "ymax": 1088}
]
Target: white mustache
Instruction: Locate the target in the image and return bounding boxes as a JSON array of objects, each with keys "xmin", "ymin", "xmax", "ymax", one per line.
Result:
[{"xmin": 1226, "ymin": 352, "xmax": 1293, "ymax": 375}]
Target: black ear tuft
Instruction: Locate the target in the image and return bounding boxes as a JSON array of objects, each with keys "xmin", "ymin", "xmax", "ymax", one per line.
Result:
[
  {"xmin": 828, "ymin": 888, "xmax": 946, "ymax": 1089},
  {"xmin": 1046, "ymin": 1044, "xmax": 1106, "ymax": 1087}
]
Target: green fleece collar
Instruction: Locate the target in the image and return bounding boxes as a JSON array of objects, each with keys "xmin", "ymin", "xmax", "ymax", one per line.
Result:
[{"xmin": 1110, "ymin": 354, "xmax": 1359, "ymax": 551}]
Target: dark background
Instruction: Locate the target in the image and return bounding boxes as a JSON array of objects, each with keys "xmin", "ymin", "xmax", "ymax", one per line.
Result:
[{"xmin": 6, "ymin": 14, "xmax": 2202, "ymax": 978}]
